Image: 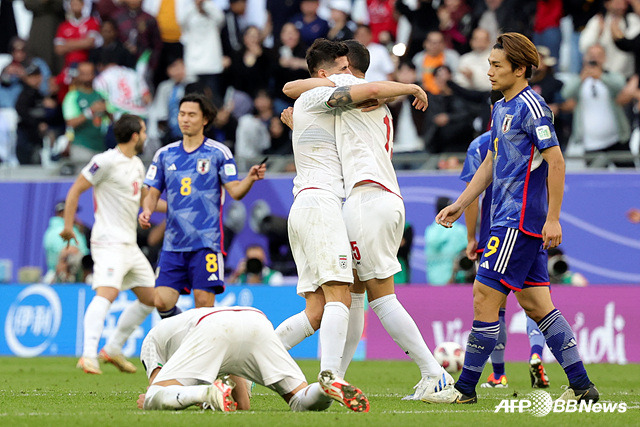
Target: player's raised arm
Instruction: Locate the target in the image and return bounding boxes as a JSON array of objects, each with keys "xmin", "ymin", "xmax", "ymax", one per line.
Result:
[
  {"xmin": 283, "ymin": 77, "xmax": 335, "ymax": 99},
  {"xmin": 224, "ymin": 162, "xmax": 267, "ymax": 200},
  {"xmin": 326, "ymin": 81, "xmax": 428, "ymax": 111},
  {"xmin": 540, "ymin": 145, "xmax": 565, "ymax": 249},
  {"xmin": 60, "ymin": 174, "xmax": 93, "ymax": 244}
]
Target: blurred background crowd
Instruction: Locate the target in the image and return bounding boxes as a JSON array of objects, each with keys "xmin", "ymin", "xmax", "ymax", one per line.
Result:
[{"xmin": 1, "ymin": 0, "xmax": 640, "ymax": 173}]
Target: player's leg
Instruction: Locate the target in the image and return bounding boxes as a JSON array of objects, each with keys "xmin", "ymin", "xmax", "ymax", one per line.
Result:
[
  {"xmin": 482, "ymin": 301, "xmax": 508, "ymax": 388},
  {"xmin": 190, "ymin": 249, "xmax": 224, "ymax": 308},
  {"xmin": 526, "ymin": 315, "xmax": 550, "ymax": 388},
  {"xmin": 79, "ymin": 285, "xmax": 120, "ymax": 374},
  {"xmin": 154, "ymin": 250, "xmax": 186, "ymax": 318},
  {"xmin": 337, "ymin": 276, "xmax": 366, "ymax": 378},
  {"xmin": 275, "ymin": 289, "xmax": 324, "ymax": 350},
  {"xmin": 319, "ymin": 280, "xmax": 352, "ymax": 373},
  {"xmin": 143, "ymin": 378, "xmax": 236, "ymax": 412}
]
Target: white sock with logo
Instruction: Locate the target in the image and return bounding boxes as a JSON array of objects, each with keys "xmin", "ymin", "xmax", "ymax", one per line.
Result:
[
  {"xmin": 288, "ymin": 383, "xmax": 333, "ymax": 412},
  {"xmin": 275, "ymin": 311, "xmax": 315, "ymax": 350},
  {"xmin": 82, "ymin": 295, "xmax": 111, "ymax": 359},
  {"xmin": 369, "ymin": 294, "xmax": 442, "ymax": 377},
  {"xmin": 144, "ymin": 385, "xmax": 208, "ymax": 410},
  {"xmin": 319, "ymin": 301, "xmax": 350, "ymax": 373},
  {"xmin": 337, "ymin": 292, "xmax": 365, "ymax": 378},
  {"xmin": 103, "ymin": 300, "xmax": 154, "ymax": 355}
]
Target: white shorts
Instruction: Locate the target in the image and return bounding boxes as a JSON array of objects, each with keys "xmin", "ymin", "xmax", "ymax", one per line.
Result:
[
  {"xmin": 153, "ymin": 308, "xmax": 306, "ymax": 394},
  {"xmin": 91, "ymin": 244, "xmax": 155, "ymax": 290},
  {"xmin": 343, "ymin": 186, "xmax": 404, "ymax": 281},
  {"xmin": 288, "ymin": 190, "xmax": 353, "ymax": 296}
]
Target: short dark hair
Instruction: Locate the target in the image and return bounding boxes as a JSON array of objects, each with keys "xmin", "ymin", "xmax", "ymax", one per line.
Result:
[
  {"xmin": 179, "ymin": 93, "xmax": 216, "ymax": 126},
  {"xmin": 113, "ymin": 114, "xmax": 143, "ymax": 144},
  {"xmin": 494, "ymin": 32, "xmax": 539, "ymax": 79},
  {"xmin": 344, "ymin": 39, "xmax": 370, "ymax": 74},
  {"xmin": 306, "ymin": 39, "xmax": 349, "ymax": 76}
]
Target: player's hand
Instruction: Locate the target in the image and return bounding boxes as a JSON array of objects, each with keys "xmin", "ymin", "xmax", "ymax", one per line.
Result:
[
  {"xmin": 411, "ymin": 85, "xmax": 428, "ymax": 111},
  {"xmin": 138, "ymin": 209, "xmax": 152, "ymax": 229},
  {"xmin": 466, "ymin": 238, "xmax": 478, "ymax": 261},
  {"xmin": 248, "ymin": 163, "xmax": 266, "ymax": 181},
  {"xmin": 627, "ymin": 208, "xmax": 640, "ymax": 223},
  {"xmin": 280, "ymin": 107, "xmax": 293, "ymax": 130},
  {"xmin": 435, "ymin": 202, "xmax": 463, "ymax": 228},
  {"xmin": 59, "ymin": 227, "xmax": 78, "ymax": 246},
  {"xmin": 542, "ymin": 220, "xmax": 562, "ymax": 249},
  {"xmin": 137, "ymin": 393, "xmax": 146, "ymax": 409}
]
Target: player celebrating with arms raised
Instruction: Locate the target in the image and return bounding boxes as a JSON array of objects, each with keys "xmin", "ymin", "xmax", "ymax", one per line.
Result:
[
  {"xmin": 139, "ymin": 93, "xmax": 265, "ymax": 317},
  {"xmin": 425, "ymin": 33, "xmax": 598, "ymax": 404}
]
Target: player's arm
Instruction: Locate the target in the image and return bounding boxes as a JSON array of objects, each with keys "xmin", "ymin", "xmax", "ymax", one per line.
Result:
[
  {"xmin": 541, "ymin": 145, "xmax": 565, "ymax": 249},
  {"xmin": 463, "ymin": 182, "xmax": 480, "ymax": 260},
  {"xmin": 60, "ymin": 175, "xmax": 93, "ymax": 244},
  {"xmin": 140, "ymin": 185, "xmax": 167, "ymax": 213},
  {"xmin": 437, "ymin": 154, "xmax": 493, "ymax": 228},
  {"xmin": 224, "ymin": 162, "xmax": 267, "ymax": 200},
  {"xmin": 139, "ymin": 185, "xmax": 162, "ymax": 229},
  {"xmin": 283, "ymin": 77, "xmax": 335, "ymax": 99},
  {"xmin": 326, "ymin": 81, "xmax": 428, "ymax": 111}
]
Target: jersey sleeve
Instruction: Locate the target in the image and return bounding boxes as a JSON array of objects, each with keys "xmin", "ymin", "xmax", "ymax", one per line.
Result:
[
  {"xmin": 62, "ymin": 91, "xmax": 82, "ymax": 120},
  {"xmin": 218, "ymin": 155, "xmax": 239, "ymax": 184},
  {"xmin": 300, "ymin": 86, "xmax": 341, "ymax": 113},
  {"xmin": 460, "ymin": 138, "xmax": 482, "ymax": 183},
  {"xmin": 81, "ymin": 153, "xmax": 110, "ymax": 186},
  {"xmin": 144, "ymin": 149, "xmax": 166, "ymax": 192},
  {"xmin": 523, "ymin": 105, "xmax": 559, "ymax": 152}
]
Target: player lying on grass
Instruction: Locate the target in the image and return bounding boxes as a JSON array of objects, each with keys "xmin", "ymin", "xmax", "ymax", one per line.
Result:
[{"xmin": 137, "ymin": 307, "xmax": 370, "ymax": 412}]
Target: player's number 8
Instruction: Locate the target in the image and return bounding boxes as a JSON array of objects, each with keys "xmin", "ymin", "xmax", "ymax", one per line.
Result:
[
  {"xmin": 205, "ymin": 254, "xmax": 218, "ymax": 273},
  {"xmin": 485, "ymin": 236, "xmax": 500, "ymax": 257},
  {"xmin": 180, "ymin": 177, "xmax": 192, "ymax": 196}
]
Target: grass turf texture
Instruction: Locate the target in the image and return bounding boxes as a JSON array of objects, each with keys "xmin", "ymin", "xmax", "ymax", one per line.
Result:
[{"xmin": 0, "ymin": 358, "xmax": 637, "ymax": 426}]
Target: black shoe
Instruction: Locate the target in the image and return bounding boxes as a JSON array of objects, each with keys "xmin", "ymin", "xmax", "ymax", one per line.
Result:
[{"xmin": 557, "ymin": 383, "xmax": 599, "ymax": 403}]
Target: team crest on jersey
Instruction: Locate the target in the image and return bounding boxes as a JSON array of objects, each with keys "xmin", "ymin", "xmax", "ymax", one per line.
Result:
[
  {"xmin": 339, "ymin": 255, "xmax": 348, "ymax": 269},
  {"xmin": 502, "ymin": 114, "xmax": 514, "ymax": 133},
  {"xmin": 197, "ymin": 159, "xmax": 210, "ymax": 175}
]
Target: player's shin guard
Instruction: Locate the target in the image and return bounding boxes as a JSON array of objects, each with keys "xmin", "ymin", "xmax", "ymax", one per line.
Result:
[
  {"xmin": 369, "ymin": 294, "xmax": 442, "ymax": 377},
  {"xmin": 456, "ymin": 320, "xmax": 500, "ymax": 396},
  {"xmin": 275, "ymin": 311, "xmax": 315, "ymax": 350},
  {"xmin": 527, "ymin": 315, "xmax": 545, "ymax": 357},
  {"xmin": 82, "ymin": 295, "xmax": 111, "ymax": 358},
  {"xmin": 490, "ymin": 308, "xmax": 507, "ymax": 377},
  {"xmin": 319, "ymin": 302, "xmax": 350, "ymax": 373},
  {"xmin": 104, "ymin": 300, "xmax": 154, "ymax": 354},
  {"xmin": 537, "ymin": 309, "xmax": 590, "ymax": 390},
  {"xmin": 144, "ymin": 385, "xmax": 208, "ymax": 410},
  {"xmin": 158, "ymin": 305, "xmax": 182, "ymax": 319},
  {"xmin": 337, "ymin": 292, "xmax": 365, "ymax": 378},
  {"xmin": 288, "ymin": 383, "xmax": 333, "ymax": 412}
]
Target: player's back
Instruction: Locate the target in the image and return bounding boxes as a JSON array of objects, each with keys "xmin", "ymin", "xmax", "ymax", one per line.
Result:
[
  {"xmin": 292, "ymin": 87, "xmax": 344, "ymax": 199},
  {"xmin": 329, "ymin": 74, "xmax": 401, "ymax": 198}
]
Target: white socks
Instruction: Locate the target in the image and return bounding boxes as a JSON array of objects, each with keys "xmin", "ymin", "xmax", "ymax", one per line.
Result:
[
  {"xmin": 288, "ymin": 383, "xmax": 333, "ymax": 412},
  {"xmin": 104, "ymin": 300, "xmax": 154, "ymax": 355},
  {"xmin": 319, "ymin": 301, "xmax": 350, "ymax": 373},
  {"xmin": 82, "ymin": 295, "xmax": 111, "ymax": 359},
  {"xmin": 275, "ymin": 311, "xmax": 315, "ymax": 350},
  {"xmin": 144, "ymin": 385, "xmax": 208, "ymax": 410},
  {"xmin": 337, "ymin": 292, "xmax": 365, "ymax": 378},
  {"xmin": 369, "ymin": 294, "xmax": 442, "ymax": 377}
]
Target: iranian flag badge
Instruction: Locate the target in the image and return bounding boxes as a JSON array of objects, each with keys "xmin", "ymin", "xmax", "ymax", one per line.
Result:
[{"xmin": 339, "ymin": 255, "xmax": 348, "ymax": 269}]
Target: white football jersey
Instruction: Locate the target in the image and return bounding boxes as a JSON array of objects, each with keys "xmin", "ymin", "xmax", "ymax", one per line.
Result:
[
  {"xmin": 329, "ymin": 73, "xmax": 401, "ymax": 198},
  {"xmin": 292, "ymin": 85, "xmax": 345, "ymax": 199},
  {"xmin": 81, "ymin": 148, "xmax": 145, "ymax": 245}
]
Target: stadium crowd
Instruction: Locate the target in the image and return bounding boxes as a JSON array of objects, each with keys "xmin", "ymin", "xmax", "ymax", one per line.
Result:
[{"xmin": 1, "ymin": 0, "xmax": 639, "ymax": 172}]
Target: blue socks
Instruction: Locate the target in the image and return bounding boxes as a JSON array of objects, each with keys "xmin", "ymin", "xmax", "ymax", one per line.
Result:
[
  {"xmin": 527, "ymin": 315, "xmax": 545, "ymax": 357},
  {"xmin": 456, "ymin": 320, "xmax": 500, "ymax": 396},
  {"xmin": 537, "ymin": 309, "xmax": 590, "ymax": 390},
  {"xmin": 491, "ymin": 309, "xmax": 507, "ymax": 377},
  {"xmin": 158, "ymin": 305, "xmax": 182, "ymax": 319}
]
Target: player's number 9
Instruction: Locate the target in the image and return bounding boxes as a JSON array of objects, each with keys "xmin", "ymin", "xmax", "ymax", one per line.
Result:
[
  {"xmin": 205, "ymin": 254, "xmax": 218, "ymax": 273},
  {"xmin": 485, "ymin": 236, "xmax": 500, "ymax": 257},
  {"xmin": 180, "ymin": 177, "xmax": 192, "ymax": 196}
]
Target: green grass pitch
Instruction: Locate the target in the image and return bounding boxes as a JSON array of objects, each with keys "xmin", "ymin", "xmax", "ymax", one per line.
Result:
[{"xmin": 0, "ymin": 357, "xmax": 637, "ymax": 426}]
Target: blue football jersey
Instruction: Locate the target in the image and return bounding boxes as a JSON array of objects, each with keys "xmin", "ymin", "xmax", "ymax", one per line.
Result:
[
  {"xmin": 144, "ymin": 138, "xmax": 239, "ymax": 252},
  {"xmin": 489, "ymin": 87, "xmax": 559, "ymax": 237},
  {"xmin": 460, "ymin": 131, "xmax": 492, "ymax": 251}
]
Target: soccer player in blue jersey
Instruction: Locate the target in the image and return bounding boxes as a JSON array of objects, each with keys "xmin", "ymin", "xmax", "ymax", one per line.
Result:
[
  {"xmin": 461, "ymin": 91, "xmax": 549, "ymax": 390},
  {"xmin": 139, "ymin": 93, "xmax": 266, "ymax": 317},
  {"xmin": 425, "ymin": 33, "xmax": 598, "ymax": 404}
]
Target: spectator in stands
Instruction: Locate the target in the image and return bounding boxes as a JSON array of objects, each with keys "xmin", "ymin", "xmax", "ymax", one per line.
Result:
[
  {"xmin": 395, "ymin": 0, "xmax": 440, "ymax": 59},
  {"xmin": 580, "ymin": 0, "xmax": 640, "ymax": 78},
  {"xmin": 143, "ymin": 0, "xmax": 184, "ymax": 87},
  {"xmin": 228, "ymin": 26, "xmax": 272, "ymax": 98},
  {"xmin": 424, "ymin": 196, "xmax": 467, "ymax": 285},
  {"xmin": 24, "ymin": 0, "xmax": 65, "ymax": 74},
  {"xmin": 89, "ymin": 19, "xmax": 137, "ymax": 69},
  {"xmin": 365, "ymin": 0, "xmax": 398, "ymax": 44},
  {"xmin": 178, "ymin": 0, "xmax": 225, "ymax": 106},
  {"xmin": 229, "ymin": 244, "xmax": 284, "ymax": 285},
  {"xmin": 113, "ymin": 0, "xmax": 162, "ymax": 72},
  {"xmin": 62, "ymin": 62, "xmax": 109, "ymax": 165},
  {"xmin": 266, "ymin": 115, "xmax": 293, "ymax": 155},
  {"xmin": 222, "ymin": 0, "xmax": 249, "ymax": 61},
  {"xmin": 0, "ymin": 37, "xmax": 51, "ymax": 109},
  {"xmin": 564, "ymin": 0, "xmax": 604, "ymax": 74},
  {"xmin": 43, "ymin": 201, "xmax": 89, "ymax": 283},
  {"xmin": 562, "ymin": 44, "xmax": 632, "ymax": 167},
  {"xmin": 54, "ymin": 0, "xmax": 102, "ymax": 69},
  {"xmin": 235, "ymin": 90, "xmax": 273, "ymax": 168},
  {"xmin": 454, "ymin": 27, "xmax": 492, "ymax": 91},
  {"xmin": 267, "ymin": 0, "xmax": 301, "ymax": 40},
  {"xmin": 388, "ymin": 62, "xmax": 428, "ymax": 155},
  {"xmin": 95, "ymin": 0, "xmax": 125, "ymax": 21},
  {"xmin": 290, "ymin": 0, "xmax": 330, "ymax": 46},
  {"xmin": 532, "ymin": 0, "xmax": 563, "ymax": 62},
  {"xmin": 473, "ymin": 0, "xmax": 536, "ymax": 42},
  {"xmin": 210, "ymin": 101, "xmax": 239, "ymax": 152},
  {"xmin": 611, "ymin": 9, "xmax": 640, "ymax": 79},
  {"xmin": 327, "ymin": 0, "xmax": 356, "ymax": 41},
  {"xmin": 272, "ymin": 23, "xmax": 308, "ymax": 110},
  {"xmin": 413, "ymin": 31, "xmax": 460, "ymax": 95},
  {"xmin": 15, "ymin": 62, "xmax": 58, "ymax": 164},
  {"xmin": 437, "ymin": 0, "xmax": 474, "ymax": 54},
  {"xmin": 354, "ymin": 24, "xmax": 395, "ymax": 82},
  {"xmin": 424, "ymin": 65, "xmax": 475, "ymax": 153}
]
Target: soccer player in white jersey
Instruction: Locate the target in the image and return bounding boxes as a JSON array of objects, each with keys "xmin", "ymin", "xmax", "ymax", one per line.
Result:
[
  {"xmin": 61, "ymin": 115, "xmax": 166, "ymax": 375},
  {"xmin": 280, "ymin": 40, "xmax": 453, "ymax": 400},
  {"xmin": 137, "ymin": 307, "xmax": 369, "ymax": 412},
  {"xmin": 276, "ymin": 39, "xmax": 428, "ymax": 390}
]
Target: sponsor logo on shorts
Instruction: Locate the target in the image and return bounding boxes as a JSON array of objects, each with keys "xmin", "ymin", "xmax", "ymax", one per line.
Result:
[
  {"xmin": 480, "ymin": 261, "xmax": 490, "ymax": 269},
  {"xmin": 107, "ymin": 268, "xmax": 114, "ymax": 277},
  {"xmin": 339, "ymin": 255, "xmax": 348, "ymax": 269},
  {"xmin": 207, "ymin": 273, "xmax": 218, "ymax": 281}
]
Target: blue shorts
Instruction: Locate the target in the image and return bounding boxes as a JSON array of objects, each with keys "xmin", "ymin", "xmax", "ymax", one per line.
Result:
[
  {"xmin": 156, "ymin": 248, "xmax": 225, "ymax": 295},
  {"xmin": 475, "ymin": 227, "xmax": 549, "ymax": 295}
]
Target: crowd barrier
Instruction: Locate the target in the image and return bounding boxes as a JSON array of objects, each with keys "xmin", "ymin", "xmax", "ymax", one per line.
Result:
[{"xmin": 1, "ymin": 283, "xmax": 636, "ymax": 364}]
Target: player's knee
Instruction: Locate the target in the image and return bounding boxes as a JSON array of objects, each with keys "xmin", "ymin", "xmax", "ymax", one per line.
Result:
[{"xmin": 305, "ymin": 309, "xmax": 323, "ymax": 330}]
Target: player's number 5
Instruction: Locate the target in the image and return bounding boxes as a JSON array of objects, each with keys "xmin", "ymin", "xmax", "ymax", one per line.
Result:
[{"xmin": 180, "ymin": 177, "xmax": 192, "ymax": 196}]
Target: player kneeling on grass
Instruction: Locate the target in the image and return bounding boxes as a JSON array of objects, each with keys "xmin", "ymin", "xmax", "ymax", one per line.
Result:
[{"xmin": 137, "ymin": 307, "xmax": 370, "ymax": 413}]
